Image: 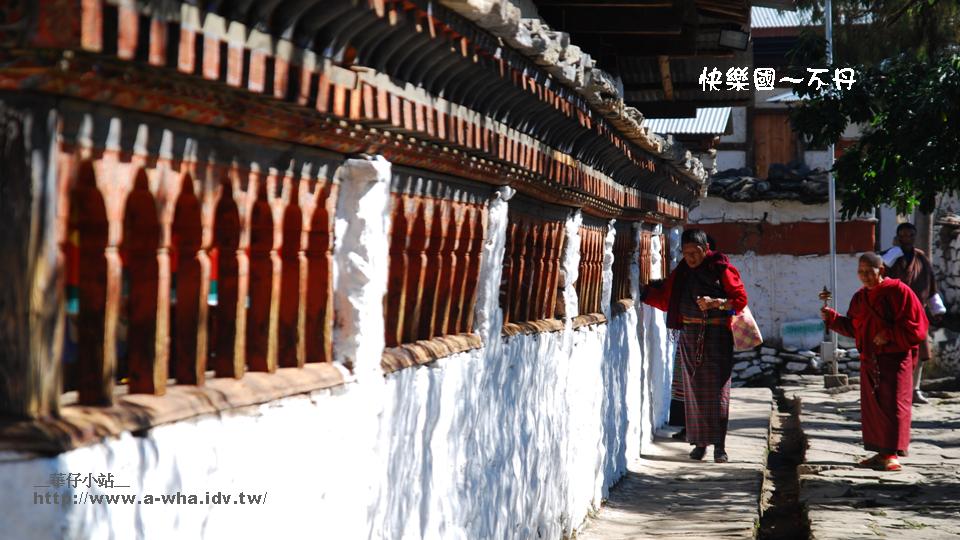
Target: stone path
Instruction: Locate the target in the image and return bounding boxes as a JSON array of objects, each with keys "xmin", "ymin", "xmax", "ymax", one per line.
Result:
[
  {"xmin": 578, "ymin": 388, "xmax": 773, "ymax": 539},
  {"xmin": 784, "ymin": 374, "xmax": 960, "ymax": 539}
]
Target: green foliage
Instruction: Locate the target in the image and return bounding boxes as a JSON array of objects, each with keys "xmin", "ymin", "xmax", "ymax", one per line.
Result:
[
  {"xmin": 790, "ymin": 52, "xmax": 960, "ymax": 217},
  {"xmin": 785, "ymin": 0, "xmax": 960, "ymax": 217},
  {"xmin": 792, "ymin": 0, "xmax": 960, "ymax": 63}
]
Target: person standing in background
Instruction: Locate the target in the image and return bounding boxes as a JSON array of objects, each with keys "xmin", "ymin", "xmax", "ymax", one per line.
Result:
[{"xmin": 882, "ymin": 222, "xmax": 946, "ymax": 404}]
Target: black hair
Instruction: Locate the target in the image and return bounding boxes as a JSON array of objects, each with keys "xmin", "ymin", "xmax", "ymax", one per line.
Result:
[
  {"xmin": 681, "ymin": 228, "xmax": 709, "ymax": 248},
  {"xmin": 896, "ymin": 222, "xmax": 917, "ymax": 234}
]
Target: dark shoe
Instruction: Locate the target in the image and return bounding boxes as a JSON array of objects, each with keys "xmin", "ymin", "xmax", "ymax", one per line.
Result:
[
  {"xmin": 714, "ymin": 449, "xmax": 729, "ymax": 463},
  {"xmin": 689, "ymin": 446, "xmax": 706, "ymax": 460},
  {"xmin": 913, "ymin": 390, "xmax": 930, "ymax": 405},
  {"xmin": 671, "ymin": 428, "xmax": 687, "ymax": 441}
]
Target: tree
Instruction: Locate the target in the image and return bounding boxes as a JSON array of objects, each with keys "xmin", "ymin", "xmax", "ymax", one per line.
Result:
[
  {"xmin": 790, "ymin": 52, "xmax": 960, "ymax": 217},
  {"xmin": 792, "ymin": 0, "xmax": 960, "ymax": 64},
  {"xmin": 787, "ymin": 0, "xmax": 960, "ymax": 217}
]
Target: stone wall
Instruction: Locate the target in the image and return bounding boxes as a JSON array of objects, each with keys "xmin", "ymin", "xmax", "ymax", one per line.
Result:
[
  {"xmin": 731, "ymin": 346, "xmax": 861, "ymax": 387},
  {"xmin": 928, "ymin": 195, "xmax": 960, "ymax": 376}
]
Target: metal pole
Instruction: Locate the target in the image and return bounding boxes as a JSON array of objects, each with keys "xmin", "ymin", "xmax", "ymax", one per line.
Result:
[{"xmin": 825, "ymin": 0, "xmax": 841, "ymax": 379}]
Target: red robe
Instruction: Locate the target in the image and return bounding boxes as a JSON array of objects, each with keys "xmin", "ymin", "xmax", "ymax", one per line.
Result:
[
  {"xmin": 642, "ymin": 251, "xmax": 748, "ymax": 446},
  {"xmin": 823, "ymin": 278, "xmax": 929, "ymax": 455}
]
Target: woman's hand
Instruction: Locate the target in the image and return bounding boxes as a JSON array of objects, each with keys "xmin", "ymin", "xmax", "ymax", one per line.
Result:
[
  {"xmin": 820, "ymin": 306, "xmax": 831, "ymax": 321},
  {"xmin": 873, "ymin": 330, "xmax": 890, "ymax": 346},
  {"xmin": 696, "ymin": 296, "xmax": 725, "ymax": 311}
]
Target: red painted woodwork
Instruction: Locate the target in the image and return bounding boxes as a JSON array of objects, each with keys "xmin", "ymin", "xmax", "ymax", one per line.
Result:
[{"xmin": 697, "ymin": 221, "xmax": 875, "ymax": 256}]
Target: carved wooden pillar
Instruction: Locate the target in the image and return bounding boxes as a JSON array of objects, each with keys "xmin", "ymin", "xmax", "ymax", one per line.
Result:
[
  {"xmin": 211, "ymin": 180, "xmax": 243, "ymax": 378},
  {"xmin": 171, "ymin": 175, "xmax": 205, "ymax": 385},
  {"xmin": 123, "ymin": 170, "xmax": 165, "ymax": 395},
  {"xmin": 247, "ymin": 182, "xmax": 275, "ymax": 373},
  {"xmin": 73, "ymin": 162, "xmax": 113, "ymax": 406},
  {"xmin": 304, "ymin": 180, "xmax": 336, "ymax": 363},
  {"xmin": 278, "ymin": 202, "xmax": 303, "ymax": 368}
]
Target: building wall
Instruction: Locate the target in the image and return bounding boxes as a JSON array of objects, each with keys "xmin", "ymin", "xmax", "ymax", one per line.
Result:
[{"xmin": 0, "ymin": 119, "xmax": 674, "ymax": 539}]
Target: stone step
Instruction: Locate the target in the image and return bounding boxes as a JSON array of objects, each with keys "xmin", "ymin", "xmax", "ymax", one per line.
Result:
[{"xmin": 785, "ymin": 375, "xmax": 960, "ymax": 539}]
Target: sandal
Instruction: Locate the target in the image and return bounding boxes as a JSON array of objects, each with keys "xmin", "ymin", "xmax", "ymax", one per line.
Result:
[
  {"xmin": 671, "ymin": 428, "xmax": 687, "ymax": 441},
  {"xmin": 858, "ymin": 454, "xmax": 884, "ymax": 469},
  {"xmin": 689, "ymin": 446, "xmax": 706, "ymax": 460},
  {"xmin": 883, "ymin": 457, "xmax": 903, "ymax": 472},
  {"xmin": 714, "ymin": 449, "xmax": 729, "ymax": 463}
]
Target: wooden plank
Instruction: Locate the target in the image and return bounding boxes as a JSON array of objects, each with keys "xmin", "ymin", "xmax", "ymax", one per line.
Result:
[
  {"xmin": 545, "ymin": 224, "xmax": 566, "ymax": 320},
  {"xmin": 448, "ymin": 205, "xmax": 472, "ymax": 334},
  {"xmin": 521, "ymin": 223, "xmax": 544, "ymax": 322},
  {"xmin": 435, "ymin": 203, "xmax": 464, "ymax": 336}
]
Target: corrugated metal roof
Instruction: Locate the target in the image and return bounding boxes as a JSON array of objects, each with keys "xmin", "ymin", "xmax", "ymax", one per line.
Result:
[
  {"xmin": 751, "ymin": 6, "xmax": 814, "ymax": 28},
  {"xmin": 766, "ymin": 90, "xmax": 806, "ymax": 103},
  {"xmin": 751, "ymin": 6, "xmax": 872, "ymax": 28},
  {"xmin": 644, "ymin": 107, "xmax": 732, "ymax": 135}
]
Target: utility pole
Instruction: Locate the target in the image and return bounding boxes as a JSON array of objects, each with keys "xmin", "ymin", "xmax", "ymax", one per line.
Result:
[{"xmin": 822, "ymin": 0, "xmax": 847, "ymax": 388}]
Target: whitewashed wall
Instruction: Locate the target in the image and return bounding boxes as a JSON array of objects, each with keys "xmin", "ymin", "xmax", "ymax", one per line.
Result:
[
  {"xmin": 727, "ymin": 252, "xmax": 861, "ymax": 345},
  {"xmin": 0, "ymin": 158, "xmax": 673, "ymax": 540}
]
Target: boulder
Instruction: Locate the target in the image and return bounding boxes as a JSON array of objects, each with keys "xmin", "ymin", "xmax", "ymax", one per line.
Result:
[
  {"xmin": 786, "ymin": 361, "xmax": 809, "ymax": 372},
  {"xmin": 741, "ymin": 365, "xmax": 762, "ymax": 378}
]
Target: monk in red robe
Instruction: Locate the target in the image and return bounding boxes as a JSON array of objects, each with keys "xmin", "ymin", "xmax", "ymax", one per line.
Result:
[
  {"xmin": 820, "ymin": 252, "xmax": 929, "ymax": 471},
  {"xmin": 641, "ymin": 229, "xmax": 748, "ymax": 463}
]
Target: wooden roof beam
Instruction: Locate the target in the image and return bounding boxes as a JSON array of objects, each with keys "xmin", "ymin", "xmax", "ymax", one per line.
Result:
[{"xmin": 658, "ymin": 55, "xmax": 675, "ymax": 100}]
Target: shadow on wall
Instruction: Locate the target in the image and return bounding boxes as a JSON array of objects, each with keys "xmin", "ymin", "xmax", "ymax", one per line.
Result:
[{"xmin": 599, "ymin": 313, "xmax": 634, "ymax": 486}]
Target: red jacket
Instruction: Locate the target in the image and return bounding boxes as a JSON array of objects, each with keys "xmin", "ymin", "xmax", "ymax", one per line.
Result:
[{"xmin": 642, "ymin": 250, "xmax": 748, "ymax": 329}]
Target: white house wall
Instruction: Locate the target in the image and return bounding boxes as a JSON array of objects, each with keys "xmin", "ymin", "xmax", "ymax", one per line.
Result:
[{"xmin": 727, "ymin": 252, "xmax": 862, "ymax": 345}]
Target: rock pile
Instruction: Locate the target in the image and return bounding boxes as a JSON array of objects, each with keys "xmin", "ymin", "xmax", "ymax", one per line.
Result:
[
  {"xmin": 731, "ymin": 345, "xmax": 861, "ymax": 387},
  {"xmin": 708, "ymin": 162, "xmax": 830, "ymax": 204}
]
